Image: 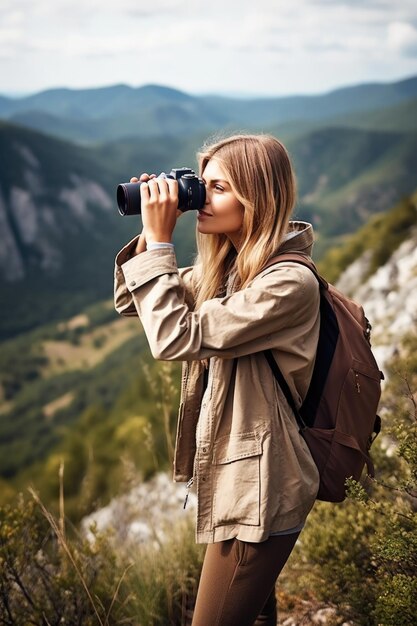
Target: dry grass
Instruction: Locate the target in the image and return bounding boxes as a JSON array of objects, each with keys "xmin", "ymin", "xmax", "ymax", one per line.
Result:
[
  {"xmin": 43, "ymin": 391, "xmax": 75, "ymax": 419},
  {"xmin": 42, "ymin": 317, "xmax": 141, "ymax": 375},
  {"xmin": 57, "ymin": 313, "xmax": 89, "ymax": 331}
]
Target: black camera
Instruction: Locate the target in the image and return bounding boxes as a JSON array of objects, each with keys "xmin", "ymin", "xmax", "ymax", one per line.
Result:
[{"xmin": 116, "ymin": 168, "xmax": 206, "ymax": 216}]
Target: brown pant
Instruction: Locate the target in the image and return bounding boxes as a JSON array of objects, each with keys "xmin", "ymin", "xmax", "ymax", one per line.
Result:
[{"xmin": 191, "ymin": 533, "xmax": 300, "ymax": 626}]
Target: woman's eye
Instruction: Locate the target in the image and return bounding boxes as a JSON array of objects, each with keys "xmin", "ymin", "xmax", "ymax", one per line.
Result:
[{"xmin": 214, "ymin": 185, "xmax": 224, "ymax": 192}]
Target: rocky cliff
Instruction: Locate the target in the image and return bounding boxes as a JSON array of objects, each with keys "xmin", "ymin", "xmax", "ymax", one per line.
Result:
[
  {"xmin": 0, "ymin": 134, "xmax": 113, "ymax": 282},
  {"xmin": 336, "ymin": 224, "xmax": 417, "ymax": 374}
]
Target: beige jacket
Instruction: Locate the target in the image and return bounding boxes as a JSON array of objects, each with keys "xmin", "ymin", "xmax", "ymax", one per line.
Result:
[{"xmin": 114, "ymin": 221, "xmax": 320, "ymax": 543}]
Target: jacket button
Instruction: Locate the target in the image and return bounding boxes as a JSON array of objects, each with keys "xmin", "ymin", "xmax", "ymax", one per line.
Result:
[
  {"xmin": 202, "ymin": 447, "xmax": 207, "ymax": 453},
  {"xmin": 130, "ymin": 281, "xmax": 136, "ymax": 287}
]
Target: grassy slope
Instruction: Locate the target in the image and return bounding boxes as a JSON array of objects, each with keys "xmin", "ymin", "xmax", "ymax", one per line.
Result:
[
  {"xmin": 317, "ymin": 190, "xmax": 417, "ymax": 283},
  {"xmin": 0, "ymin": 295, "xmax": 182, "ymax": 520}
]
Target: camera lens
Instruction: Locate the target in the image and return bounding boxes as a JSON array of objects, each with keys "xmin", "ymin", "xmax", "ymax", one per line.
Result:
[{"xmin": 117, "ymin": 183, "xmax": 141, "ymax": 216}]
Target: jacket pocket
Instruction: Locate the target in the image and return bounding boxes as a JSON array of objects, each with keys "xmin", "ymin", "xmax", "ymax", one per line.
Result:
[{"xmin": 212, "ymin": 432, "xmax": 262, "ymax": 527}]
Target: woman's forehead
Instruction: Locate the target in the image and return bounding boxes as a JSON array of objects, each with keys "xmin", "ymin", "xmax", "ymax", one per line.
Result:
[{"xmin": 202, "ymin": 158, "xmax": 228, "ymax": 181}]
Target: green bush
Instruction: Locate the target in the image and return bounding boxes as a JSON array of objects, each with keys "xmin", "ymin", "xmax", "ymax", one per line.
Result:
[
  {"xmin": 0, "ymin": 492, "xmax": 204, "ymax": 625},
  {"xmin": 0, "ymin": 495, "xmax": 115, "ymax": 625}
]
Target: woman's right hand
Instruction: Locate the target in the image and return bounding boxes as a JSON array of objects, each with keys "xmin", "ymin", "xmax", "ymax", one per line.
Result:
[
  {"xmin": 131, "ymin": 171, "xmax": 182, "ymax": 253},
  {"xmin": 131, "ymin": 173, "xmax": 157, "ymax": 255},
  {"xmin": 130, "ymin": 173, "xmax": 157, "ymax": 184}
]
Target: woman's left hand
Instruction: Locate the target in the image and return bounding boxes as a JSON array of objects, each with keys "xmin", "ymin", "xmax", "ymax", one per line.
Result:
[{"xmin": 140, "ymin": 175, "xmax": 180, "ymax": 245}]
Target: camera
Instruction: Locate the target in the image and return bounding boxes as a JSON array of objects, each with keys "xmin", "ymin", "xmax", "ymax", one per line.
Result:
[{"xmin": 116, "ymin": 168, "xmax": 206, "ymax": 216}]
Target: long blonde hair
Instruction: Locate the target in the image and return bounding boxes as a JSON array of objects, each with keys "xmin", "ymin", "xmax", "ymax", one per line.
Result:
[{"xmin": 192, "ymin": 133, "xmax": 297, "ymax": 309}]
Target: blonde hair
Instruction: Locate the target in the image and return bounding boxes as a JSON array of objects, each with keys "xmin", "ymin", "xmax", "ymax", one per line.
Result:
[{"xmin": 192, "ymin": 133, "xmax": 297, "ymax": 309}]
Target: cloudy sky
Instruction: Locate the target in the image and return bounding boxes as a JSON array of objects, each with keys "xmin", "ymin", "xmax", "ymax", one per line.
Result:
[{"xmin": 1, "ymin": 0, "xmax": 417, "ymax": 97}]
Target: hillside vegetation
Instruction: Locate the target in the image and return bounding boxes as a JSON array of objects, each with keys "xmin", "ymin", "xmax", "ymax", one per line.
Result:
[
  {"xmin": 0, "ymin": 298, "xmax": 182, "ymax": 521},
  {"xmin": 1, "ymin": 330, "xmax": 416, "ymax": 625},
  {"xmin": 318, "ymin": 191, "xmax": 417, "ymax": 283}
]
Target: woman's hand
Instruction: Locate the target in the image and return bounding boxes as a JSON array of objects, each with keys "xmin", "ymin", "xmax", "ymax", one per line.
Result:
[
  {"xmin": 131, "ymin": 172, "xmax": 180, "ymax": 245},
  {"xmin": 129, "ymin": 173, "xmax": 154, "ymax": 255}
]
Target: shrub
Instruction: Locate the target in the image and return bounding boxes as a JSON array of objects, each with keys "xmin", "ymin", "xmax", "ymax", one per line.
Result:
[{"xmin": 0, "ymin": 491, "xmax": 204, "ymax": 625}]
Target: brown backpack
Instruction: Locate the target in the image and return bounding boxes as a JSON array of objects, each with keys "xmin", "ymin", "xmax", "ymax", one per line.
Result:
[{"xmin": 263, "ymin": 253, "xmax": 384, "ymax": 502}]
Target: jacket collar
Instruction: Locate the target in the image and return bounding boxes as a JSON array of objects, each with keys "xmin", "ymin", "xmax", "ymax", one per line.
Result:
[{"xmin": 277, "ymin": 221, "xmax": 315, "ymax": 257}]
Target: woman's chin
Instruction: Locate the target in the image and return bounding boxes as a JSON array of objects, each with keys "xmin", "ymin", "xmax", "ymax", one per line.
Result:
[{"xmin": 197, "ymin": 223, "xmax": 212, "ymax": 234}]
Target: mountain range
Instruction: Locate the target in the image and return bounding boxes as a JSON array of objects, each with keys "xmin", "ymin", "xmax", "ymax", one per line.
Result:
[
  {"xmin": 1, "ymin": 75, "xmax": 416, "ymax": 143},
  {"xmin": 0, "ymin": 75, "xmax": 416, "ymax": 340}
]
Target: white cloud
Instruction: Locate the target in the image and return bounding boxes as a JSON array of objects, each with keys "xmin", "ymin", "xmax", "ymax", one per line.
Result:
[
  {"xmin": 388, "ymin": 22, "xmax": 417, "ymax": 57},
  {"xmin": 0, "ymin": 0, "xmax": 416, "ymax": 94}
]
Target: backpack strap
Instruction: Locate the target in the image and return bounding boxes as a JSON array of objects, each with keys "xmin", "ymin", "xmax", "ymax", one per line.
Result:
[
  {"xmin": 262, "ymin": 252, "xmax": 324, "ymax": 434},
  {"xmin": 263, "ymin": 253, "xmax": 329, "ymax": 290},
  {"xmin": 264, "ymin": 349, "xmax": 307, "ymax": 432}
]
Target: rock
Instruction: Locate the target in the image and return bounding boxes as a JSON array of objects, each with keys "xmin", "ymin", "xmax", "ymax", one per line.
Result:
[
  {"xmin": 335, "ymin": 249, "xmax": 372, "ymax": 297},
  {"xmin": 337, "ymin": 226, "xmax": 417, "ymax": 374},
  {"xmin": 0, "ymin": 150, "xmax": 113, "ymax": 281},
  {"xmin": 10, "ymin": 186, "xmax": 39, "ymax": 244},
  {"xmin": 0, "ymin": 189, "xmax": 25, "ymax": 281},
  {"xmin": 311, "ymin": 607, "xmax": 337, "ymax": 623},
  {"xmin": 81, "ymin": 472, "xmax": 196, "ymax": 546}
]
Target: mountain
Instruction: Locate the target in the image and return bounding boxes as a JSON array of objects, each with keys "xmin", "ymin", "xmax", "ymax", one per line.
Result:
[
  {"xmin": 1, "ymin": 74, "xmax": 416, "ymax": 338},
  {"xmin": 0, "ymin": 84, "xmax": 194, "ymax": 119},
  {"xmin": 1, "ymin": 75, "xmax": 416, "ymax": 145},
  {"xmin": 324, "ymin": 96, "xmax": 417, "ymax": 133},
  {"xmin": 0, "ymin": 121, "xmax": 130, "ymax": 338},
  {"xmin": 0, "ymin": 120, "xmax": 112, "ymax": 278},
  {"xmin": 289, "ymin": 126, "xmax": 417, "ymax": 245},
  {"xmin": 2, "ymin": 84, "xmax": 229, "ymax": 144},
  {"xmin": 201, "ymin": 75, "xmax": 417, "ymax": 126},
  {"xmin": 0, "ymin": 121, "xmax": 201, "ymax": 339}
]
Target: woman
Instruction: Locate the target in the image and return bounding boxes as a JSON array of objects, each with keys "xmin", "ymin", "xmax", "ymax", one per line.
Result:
[{"xmin": 114, "ymin": 134, "xmax": 320, "ymax": 625}]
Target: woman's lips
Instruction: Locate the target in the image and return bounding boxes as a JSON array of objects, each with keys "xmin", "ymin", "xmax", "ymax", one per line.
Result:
[{"xmin": 198, "ymin": 210, "xmax": 213, "ymax": 217}]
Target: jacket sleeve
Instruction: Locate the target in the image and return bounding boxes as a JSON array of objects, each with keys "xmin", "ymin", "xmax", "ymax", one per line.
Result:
[
  {"xmin": 114, "ymin": 236, "xmax": 195, "ymax": 317},
  {"xmin": 116, "ymin": 246, "xmax": 320, "ymax": 362},
  {"xmin": 114, "ymin": 236, "xmax": 141, "ymax": 317}
]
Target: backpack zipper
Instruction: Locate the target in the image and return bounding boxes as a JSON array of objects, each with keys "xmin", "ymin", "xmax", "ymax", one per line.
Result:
[{"xmin": 354, "ymin": 371, "xmax": 361, "ymax": 394}]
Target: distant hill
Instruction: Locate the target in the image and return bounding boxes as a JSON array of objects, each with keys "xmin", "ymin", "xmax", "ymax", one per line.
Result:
[
  {"xmin": 324, "ymin": 96, "xmax": 417, "ymax": 133},
  {"xmin": 0, "ymin": 121, "xmax": 198, "ymax": 339},
  {"xmin": 1, "ymin": 84, "xmax": 229, "ymax": 144},
  {"xmin": 0, "ymin": 299, "xmax": 172, "ymax": 519},
  {"xmin": 289, "ymin": 126, "xmax": 417, "ymax": 245},
  {"xmin": 0, "ymin": 84, "xmax": 195, "ymax": 119},
  {"xmin": 1, "ymin": 75, "xmax": 416, "ymax": 144}
]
